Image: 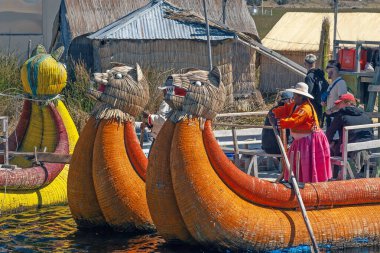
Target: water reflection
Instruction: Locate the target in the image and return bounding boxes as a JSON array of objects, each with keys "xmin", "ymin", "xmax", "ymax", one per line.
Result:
[{"xmin": 0, "ymin": 206, "xmax": 378, "ymax": 253}]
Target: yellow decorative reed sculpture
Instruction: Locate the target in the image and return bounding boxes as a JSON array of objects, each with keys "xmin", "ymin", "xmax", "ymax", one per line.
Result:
[{"xmin": 0, "ymin": 44, "xmax": 78, "ymax": 213}]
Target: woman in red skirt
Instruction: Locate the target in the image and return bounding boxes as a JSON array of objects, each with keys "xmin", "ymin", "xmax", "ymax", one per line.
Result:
[{"xmin": 272, "ymin": 82, "xmax": 332, "ymax": 183}]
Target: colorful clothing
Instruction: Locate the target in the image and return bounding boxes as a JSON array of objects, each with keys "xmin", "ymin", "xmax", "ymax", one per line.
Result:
[
  {"xmin": 273, "ymin": 101, "xmax": 332, "ymax": 183},
  {"xmin": 272, "ymin": 101, "xmax": 320, "ymax": 132}
]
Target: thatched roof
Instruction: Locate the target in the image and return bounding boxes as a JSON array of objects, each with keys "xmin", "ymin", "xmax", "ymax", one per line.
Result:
[
  {"xmin": 263, "ymin": 12, "xmax": 380, "ymax": 52},
  {"xmin": 61, "ymin": 0, "xmax": 258, "ymax": 40}
]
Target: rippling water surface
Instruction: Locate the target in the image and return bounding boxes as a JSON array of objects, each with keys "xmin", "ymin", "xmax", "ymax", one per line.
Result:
[{"xmin": 0, "ymin": 206, "xmax": 378, "ymax": 253}]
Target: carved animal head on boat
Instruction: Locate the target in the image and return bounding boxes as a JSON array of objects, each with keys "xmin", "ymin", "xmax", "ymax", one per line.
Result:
[
  {"xmin": 89, "ymin": 63, "xmax": 149, "ymax": 118},
  {"xmin": 21, "ymin": 44, "xmax": 67, "ymax": 96},
  {"xmin": 161, "ymin": 67, "xmax": 226, "ymax": 120}
]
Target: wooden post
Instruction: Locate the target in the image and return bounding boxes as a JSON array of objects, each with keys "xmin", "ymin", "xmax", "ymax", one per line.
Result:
[
  {"xmin": 289, "ymin": 151, "xmax": 294, "ymax": 179},
  {"xmin": 270, "ymin": 122, "xmax": 320, "ymax": 253},
  {"xmin": 342, "ymin": 127, "xmax": 349, "ymax": 180},
  {"xmin": 0, "ymin": 117, "xmax": 9, "ymax": 165},
  {"xmin": 277, "ymin": 128, "xmax": 288, "ymax": 181},
  {"xmin": 365, "ymin": 67, "xmax": 380, "ymax": 112},
  {"xmin": 333, "ymin": 0, "xmax": 338, "ymax": 60},
  {"xmin": 355, "ymin": 42, "xmax": 361, "ymax": 73},
  {"xmin": 232, "ymin": 127, "xmax": 240, "ymax": 166},
  {"xmin": 377, "ymin": 68, "xmax": 380, "ymax": 136},
  {"xmin": 296, "ymin": 151, "xmax": 301, "ymax": 182},
  {"xmin": 139, "ymin": 122, "xmax": 145, "ymax": 148},
  {"xmin": 202, "ymin": 0, "xmax": 213, "ymax": 71},
  {"xmin": 27, "ymin": 40, "xmax": 32, "ymax": 59}
]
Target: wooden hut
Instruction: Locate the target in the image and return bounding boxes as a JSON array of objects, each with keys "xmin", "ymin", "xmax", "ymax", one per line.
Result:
[
  {"xmin": 52, "ymin": 0, "xmax": 260, "ymax": 102},
  {"xmin": 88, "ymin": 1, "xmax": 260, "ymax": 101},
  {"xmin": 52, "ymin": 0, "xmax": 258, "ymax": 69},
  {"xmin": 260, "ymin": 12, "xmax": 380, "ymax": 92}
]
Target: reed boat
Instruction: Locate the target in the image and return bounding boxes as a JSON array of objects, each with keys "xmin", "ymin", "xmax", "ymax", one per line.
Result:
[
  {"xmin": 146, "ymin": 67, "xmax": 380, "ymax": 251},
  {"xmin": 68, "ymin": 63, "xmax": 154, "ymax": 232},
  {"xmin": 0, "ymin": 45, "xmax": 78, "ymax": 213}
]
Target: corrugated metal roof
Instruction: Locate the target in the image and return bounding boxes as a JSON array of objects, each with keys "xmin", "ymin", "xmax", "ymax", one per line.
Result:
[
  {"xmin": 88, "ymin": 1, "xmax": 236, "ymax": 41},
  {"xmin": 262, "ymin": 12, "xmax": 380, "ymax": 51},
  {"xmin": 62, "ymin": 0, "xmax": 258, "ymax": 41}
]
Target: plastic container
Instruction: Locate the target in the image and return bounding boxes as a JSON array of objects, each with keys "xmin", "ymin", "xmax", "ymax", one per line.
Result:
[{"xmin": 338, "ymin": 48, "xmax": 367, "ymax": 71}]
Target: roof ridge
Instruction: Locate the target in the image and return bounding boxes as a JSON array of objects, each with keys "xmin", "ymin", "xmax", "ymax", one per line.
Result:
[{"xmin": 89, "ymin": 1, "xmax": 164, "ymax": 40}]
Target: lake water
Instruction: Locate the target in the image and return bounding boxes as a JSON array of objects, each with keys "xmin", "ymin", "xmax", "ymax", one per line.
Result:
[{"xmin": 0, "ymin": 205, "xmax": 378, "ymax": 253}]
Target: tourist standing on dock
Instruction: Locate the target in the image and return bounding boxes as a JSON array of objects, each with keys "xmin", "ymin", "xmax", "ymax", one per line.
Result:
[
  {"xmin": 322, "ymin": 60, "xmax": 348, "ymax": 128},
  {"xmin": 304, "ymin": 54, "xmax": 329, "ymax": 125},
  {"xmin": 271, "ymin": 82, "xmax": 332, "ymax": 183}
]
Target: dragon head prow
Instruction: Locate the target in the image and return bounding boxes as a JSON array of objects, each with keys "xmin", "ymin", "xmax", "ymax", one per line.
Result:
[
  {"xmin": 90, "ymin": 63, "xmax": 149, "ymax": 122},
  {"xmin": 161, "ymin": 66, "xmax": 226, "ymax": 123}
]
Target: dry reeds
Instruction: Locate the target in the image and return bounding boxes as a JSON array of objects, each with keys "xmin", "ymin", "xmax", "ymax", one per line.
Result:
[
  {"xmin": 318, "ymin": 17, "xmax": 331, "ymax": 75},
  {"xmin": 94, "ymin": 39, "xmax": 258, "ymax": 108}
]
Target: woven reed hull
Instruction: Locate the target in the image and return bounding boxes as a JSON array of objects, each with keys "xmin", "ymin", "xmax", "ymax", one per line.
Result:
[
  {"xmin": 203, "ymin": 121, "xmax": 380, "ymax": 209},
  {"xmin": 124, "ymin": 121, "xmax": 147, "ymax": 181},
  {"xmin": 0, "ymin": 101, "xmax": 31, "ymax": 164},
  {"xmin": 11, "ymin": 101, "xmax": 45, "ymax": 168},
  {"xmin": 149, "ymin": 118, "xmax": 380, "ymax": 251},
  {"xmin": 0, "ymin": 165, "xmax": 69, "ymax": 214},
  {"xmin": 68, "ymin": 116, "xmax": 106, "ymax": 227},
  {"xmin": 0, "ymin": 100, "xmax": 78, "ymax": 212},
  {"xmin": 68, "ymin": 118, "xmax": 153, "ymax": 232},
  {"xmin": 55, "ymin": 100, "xmax": 79, "ymax": 154},
  {"xmin": 93, "ymin": 120, "xmax": 153, "ymax": 232},
  {"xmin": 146, "ymin": 120, "xmax": 194, "ymax": 243},
  {"xmin": 0, "ymin": 102, "xmax": 69, "ymax": 190}
]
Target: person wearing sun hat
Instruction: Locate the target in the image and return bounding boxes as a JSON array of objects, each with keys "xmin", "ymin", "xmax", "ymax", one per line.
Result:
[
  {"xmin": 271, "ymin": 82, "xmax": 332, "ymax": 183},
  {"xmin": 326, "ymin": 93, "xmax": 373, "ymax": 177}
]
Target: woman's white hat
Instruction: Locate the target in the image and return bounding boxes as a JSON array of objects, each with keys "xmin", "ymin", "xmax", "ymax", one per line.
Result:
[{"xmin": 286, "ymin": 82, "xmax": 314, "ymax": 99}]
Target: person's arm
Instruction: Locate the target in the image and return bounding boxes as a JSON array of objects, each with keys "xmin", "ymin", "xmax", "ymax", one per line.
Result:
[
  {"xmin": 272, "ymin": 102, "xmax": 292, "ymax": 119},
  {"xmin": 278, "ymin": 108, "xmax": 308, "ymax": 129},
  {"xmin": 326, "ymin": 114, "xmax": 342, "ymax": 143}
]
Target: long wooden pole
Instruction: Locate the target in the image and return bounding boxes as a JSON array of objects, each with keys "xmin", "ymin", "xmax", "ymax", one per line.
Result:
[
  {"xmin": 237, "ymin": 38, "xmax": 307, "ymax": 77},
  {"xmin": 333, "ymin": 0, "xmax": 338, "ymax": 60},
  {"xmin": 270, "ymin": 121, "xmax": 320, "ymax": 253},
  {"xmin": 1, "ymin": 117, "xmax": 9, "ymax": 165},
  {"xmin": 277, "ymin": 128, "xmax": 288, "ymax": 182},
  {"xmin": 202, "ymin": 0, "xmax": 213, "ymax": 71},
  {"xmin": 139, "ymin": 122, "xmax": 145, "ymax": 148}
]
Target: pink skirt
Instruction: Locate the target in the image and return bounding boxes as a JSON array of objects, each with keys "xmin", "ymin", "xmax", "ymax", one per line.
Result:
[{"xmin": 284, "ymin": 130, "xmax": 332, "ymax": 183}]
